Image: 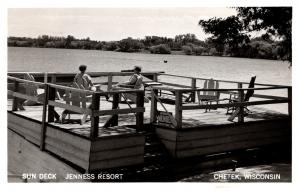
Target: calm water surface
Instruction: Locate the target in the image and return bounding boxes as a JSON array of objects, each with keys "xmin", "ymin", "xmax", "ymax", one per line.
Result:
[
  {"xmin": 8, "ymin": 47, "xmax": 291, "ymax": 86},
  {"xmin": 8, "ymin": 47, "xmax": 291, "ymax": 113}
]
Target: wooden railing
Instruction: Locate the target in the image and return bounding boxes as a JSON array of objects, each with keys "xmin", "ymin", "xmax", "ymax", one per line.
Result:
[
  {"xmin": 8, "ymin": 72, "xmax": 292, "ymax": 139},
  {"xmin": 7, "ymin": 76, "xmax": 145, "ymax": 150},
  {"xmin": 150, "ymin": 84, "xmax": 292, "ymax": 129},
  {"xmin": 8, "ymin": 71, "xmax": 164, "ymax": 90}
]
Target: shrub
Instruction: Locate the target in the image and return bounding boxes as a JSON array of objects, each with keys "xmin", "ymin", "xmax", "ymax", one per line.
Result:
[
  {"xmin": 182, "ymin": 45, "xmax": 193, "ymax": 55},
  {"xmin": 149, "ymin": 44, "xmax": 171, "ymax": 54},
  {"xmin": 103, "ymin": 41, "xmax": 118, "ymax": 51},
  {"xmin": 208, "ymin": 47, "xmax": 218, "ymax": 56},
  {"xmin": 193, "ymin": 46, "xmax": 205, "ymax": 55},
  {"xmin": 118, "ymin": 38, "xmax": 144, "ymax": 52}
]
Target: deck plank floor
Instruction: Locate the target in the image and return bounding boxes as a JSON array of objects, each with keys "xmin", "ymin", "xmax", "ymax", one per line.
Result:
[{"xmin": 7, "ymin": 98, "xmax": 288, "ymax": 137}]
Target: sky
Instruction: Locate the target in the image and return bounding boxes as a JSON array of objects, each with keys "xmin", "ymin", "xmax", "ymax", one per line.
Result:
[{"xmin": 8, "ymin": 8, "xmax": 237, "ymax": 41}]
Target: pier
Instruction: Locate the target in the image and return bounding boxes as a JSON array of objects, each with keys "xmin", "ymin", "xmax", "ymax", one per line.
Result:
[{"xmin": 7, "ymin": 71, "xmax": 292, "ymax": 182}]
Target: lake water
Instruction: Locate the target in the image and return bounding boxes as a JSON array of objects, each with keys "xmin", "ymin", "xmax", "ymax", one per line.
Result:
[
  {"xmin": 8, "ymin": 47, "xmax": 291, "ymax": 113},
  {"xmin": 8, "ymin": 47, "xmax": 291, "ymax": 85}
]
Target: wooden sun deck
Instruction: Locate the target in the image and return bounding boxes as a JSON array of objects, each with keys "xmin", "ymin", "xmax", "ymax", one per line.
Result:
[
  {"xmin": 7, "ymin": 72, "xmax": 292, "ymax": 181},
  {"xmin": 8, "ymin": 97, "xmax": 288, "ymax": 138}
]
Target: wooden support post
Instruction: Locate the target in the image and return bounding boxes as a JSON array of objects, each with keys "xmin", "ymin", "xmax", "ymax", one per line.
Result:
[
  {"xmin": 44, "ymin": 72, "xmax": 48, "ymax": 83},
  {"xmin": 107, "ymin": 75, "xmax": 113, "ymax": 91},
  {"xmin": 190, "ymin": 78, "xmax": 196, "ymax": 102},
  {"xmin": 150, "ymin": 89, "xmax": 158, "ymax": 123},
  {"xmin": 51, "ymin": 74, "xmax": 56, "ymax": 84},
  {"xmin": 238, "ymin": 83, "xmax": 244, "ymax": 123},
  {"xmin": 90, "ymin": 92, "xmax": 100, "ymax": 140},
  {"xmin": 153, "ymin": 73, "xmax": 158, "ymax": 82},
  {"xmin": 103, "ymin": 93, "xmax": 119, "ymax": 128},
  {"xmin": 12, "ymin": 80, "xmax": 19, "ymax": 111},
  {"xmin": 47, "ymin": 86, "xmax": 56, "ymax": 122},
  {"xmin": 40, "ymin": 84, "xmax": 49, "ymax": 151},
  {"xmin": 175, "ymin": 90, "xmax": 183, "ymax": 129},
  {"xmin": 136, "ymin": 91, "xmax": 144, "ymax": 132},
  {"xmin": 288, "ymin": 87, "xmax": 292, "ymax": 119},
  {"xmin": 111, "ymin": 93, "xmax": 119, "ymax": 126}
]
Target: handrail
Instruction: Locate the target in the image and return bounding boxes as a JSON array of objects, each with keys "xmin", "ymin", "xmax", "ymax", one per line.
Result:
[
  {"xmin": 7, "ymin": 76, "xmax": 45, "ymax": 86},
  {"xmin": 93, "ymin": 107, "xmax": 145, "ymax": 117},
  {"xmin": 8, "ymin": 71, "xmax": 164, "ymax": 78},
  {"xmin": 151, "ymin": 85, "xmax": 291, "ymax": 92},
  {"xmin": 181, "ymin": 99, "xmax": 290, "ymax": 110},
  {"xmin": 159, "ymin": 73, "xmax": 290, "ymax": 87},
  {"xmin": 47, "ymin": 83, "xmax": 94, "ymax": 95}
]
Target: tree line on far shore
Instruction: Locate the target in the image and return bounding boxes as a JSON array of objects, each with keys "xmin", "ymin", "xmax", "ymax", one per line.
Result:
[{"xmin": 8, "ymin": 33, "xmax": 286, "ymax": 60}]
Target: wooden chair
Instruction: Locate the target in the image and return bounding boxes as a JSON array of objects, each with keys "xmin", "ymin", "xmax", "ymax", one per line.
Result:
[
  {"xmin": 22, "ymin": 73, "xmax": 41, "ymax": 106},
  {"xmin": 197, "ymin": 78, "xmax": 221, "ymax": 112},
  {"xmin": 22, "ymin": 73, "xmax": 61, "ymax": 106},
  {"xmin": 114, "ymin": 75, "xmax": 150, "ymax": 103},
  {"xmin": 227, "ymin": 76, "xmax": 256, "ymax": 121},
  {"xmin": 61, "ymin": 82, "xmax": 92, "ymax": 124}
]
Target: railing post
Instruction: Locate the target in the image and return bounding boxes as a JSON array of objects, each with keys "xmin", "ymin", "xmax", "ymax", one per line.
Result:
[
  {"xmin": 47, "ymin": 86, "xmax": 56, "ymax": 122},
  {"xmin": 237, "ymin": 83, "xmax": 244, "ymax": 123},
  {"xmin": 44, "ymin": 72, "xmax": 48, "ymax": 83},
  {"xmin": 107, "ymin": 75, "xmax": 113, "ymax": 91},
  {"xmin": 90, "ymin": 92, "xmax": 100, "ymax": 140},
  {"xmin": 288, "ymin": 87, "xmax": 292, "ymax": 119},
  {"xmin": 111, "ymin": 93, "xmax": 119, "ymax": 126},
  {"xmin": 237, "ymin": 82, "xmax": 242, "ymax": 89},
  {"xmin": 190, "ymin": 78, "xmax": 196, "ymax": 102},
  {"xmin": 175, "ymin": 90, "xmax": 183, "ymax": 129},
  {"xmin": 40, "ymin": 84, "xmax": 49, "ymax": 151},
  {"xmin": 136, "ymin": 91, "xmax": 144, "ymax": 132},
  {"xmin": 51, "ymin": 74, "xmax": 56, "ymax": 83},
  {"xmin": 150, "ymin": 89, "xmax": 158, "ymax": 123},
  {"xmin": 12, "ymin": 80, "xmax": 19, "ymax": 111},
  {"xmin": 153, "ymin": 73, "xmax": 158, "ymax": 82}
]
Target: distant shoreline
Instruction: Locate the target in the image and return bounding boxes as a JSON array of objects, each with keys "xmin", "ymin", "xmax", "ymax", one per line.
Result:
[
  {"xmin": 8, "ymin": 46, "xmax": 285, "ymax": 62},
  {"xmin": 8, "ymin": 34, "xmax": 286, "ymax": 62}
]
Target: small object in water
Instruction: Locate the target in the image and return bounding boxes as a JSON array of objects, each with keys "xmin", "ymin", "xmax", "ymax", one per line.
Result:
[{"xmin": 164, "ymin": 60, "xmax": 168, "ymax": 63}]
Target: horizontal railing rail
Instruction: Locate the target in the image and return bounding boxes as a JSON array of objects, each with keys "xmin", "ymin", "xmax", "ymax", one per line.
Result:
[
  {"xmin": 151, "ymin": 85, "xmax": 291, "ymax": 92},
  {"xmin": 181, "ymin": 99, "xmax": 290, "ymax": 111},
  {"xmin": 8, "ymin": 71, "xmax": 164, "ymax": 77},
  {"xmin": 158, "ymin": 73, "xmax": 290, "ymax": 87},
  {"xmin": 7, "ymin": 76, "xmax": 45, "ymax": 86},
  {"xmin": 8, "ymin": 71, "xmax": 164, "ymax": 92}
]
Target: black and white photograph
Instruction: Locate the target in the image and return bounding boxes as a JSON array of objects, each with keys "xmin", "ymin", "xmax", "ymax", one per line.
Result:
[{"xmin": 1, "ymin": 0, "xmax": 297, "ymax": 190}]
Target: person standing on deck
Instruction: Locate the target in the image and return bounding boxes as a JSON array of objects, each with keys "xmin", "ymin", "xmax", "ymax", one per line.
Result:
[{"xmin": 74, "ymin": 65, "xmax": 94, "ymax": 90}]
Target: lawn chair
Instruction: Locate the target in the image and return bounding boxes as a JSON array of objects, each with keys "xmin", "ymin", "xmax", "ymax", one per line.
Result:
[
  {"xmin": 22, "ymin": 73, "xmax": 61, "ymax": 106},
  {"xmin": 197, "ymin": 78, "xmax": 221, "ymax": 112},
  {"xmin": 227, "ymin": 76, "xmax": 256, "ymax": 121},
  {"xmin": 22, "ymin": 73, "xmax": 41, "ymax": 106},
  {"xmin": 116, "ymin": 75, "xmax": 150, "ymax": 103},
  {"xmin": 61, "ymin": 82, "xmax": 92, "ymax": 124},
  {"xmin": 20, "ymin": 73, "xmax": 60, "ymax": 121}
]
